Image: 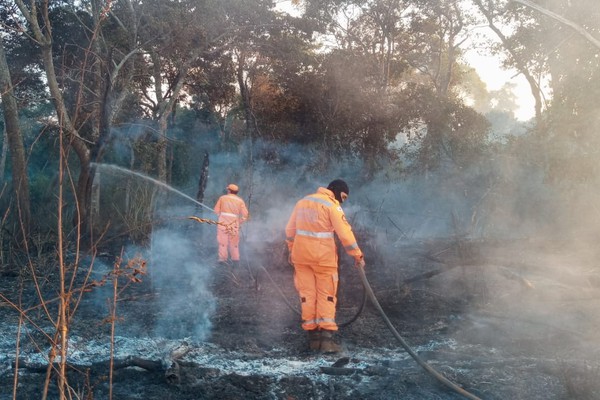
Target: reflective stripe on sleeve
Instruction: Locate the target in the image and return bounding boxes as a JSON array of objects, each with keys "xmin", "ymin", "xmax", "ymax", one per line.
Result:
[
  {"xmin": 297, "ymin": 229, "xmax": 334, "ymax": 238},
  {"xmin": 220, "ymin": 212, "xmax": 239, "ymax": 217},
  {"xmin": 344, "ymin": 242, "xmax": 359, "ymax": 251}
]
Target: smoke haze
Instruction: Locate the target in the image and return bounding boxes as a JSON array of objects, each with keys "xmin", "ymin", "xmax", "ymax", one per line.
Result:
[{"xmin": 93, "ymin": 128, "xmax": 600, "ymax": 374}]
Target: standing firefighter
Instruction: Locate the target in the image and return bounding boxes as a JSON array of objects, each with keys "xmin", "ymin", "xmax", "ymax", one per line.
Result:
[
  {"xmin": 285, "ymin": 179, "xmax": 365, "ymax": 353},
  {"xmin": 214, "ymin": 183, "xmax": 249, "ymax": 267}
]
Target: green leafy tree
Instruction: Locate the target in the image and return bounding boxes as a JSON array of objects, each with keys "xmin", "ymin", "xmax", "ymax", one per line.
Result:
[
  {"xmin": 477, "ymin": 0, "xmax": 600, "ymax": 183},
  {"xmin": 8, "ymin": 0, "xmax": 146, "ymax": 238},
  {"xmin": 472, "ymin": 0, "xmax": 547, "ymax": 129}
]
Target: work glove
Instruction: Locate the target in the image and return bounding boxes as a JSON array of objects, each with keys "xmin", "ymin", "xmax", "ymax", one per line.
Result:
[
  {"xmin": 354, "ymin": 256, "xmax": 365, "ymax": 269},
  {"xmin": 287, "ymin": 245, "xmax": 294, "ymax": 267}
]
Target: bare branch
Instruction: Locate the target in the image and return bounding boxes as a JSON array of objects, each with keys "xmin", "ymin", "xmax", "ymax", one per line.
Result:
[{"xmin": 512, "ymin": 0, "xmax": 600, "ymax": 49}]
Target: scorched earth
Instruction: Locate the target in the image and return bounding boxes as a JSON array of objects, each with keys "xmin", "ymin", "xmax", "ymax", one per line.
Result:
[{"xmin": 1, "ymin": 234, "xmax": 600, "ymax": 400}]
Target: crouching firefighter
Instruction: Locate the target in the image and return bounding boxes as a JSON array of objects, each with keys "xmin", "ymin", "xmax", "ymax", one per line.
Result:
[{"xmin": 285, "ymin": 179, "xmax": 365, "ymax": 353}]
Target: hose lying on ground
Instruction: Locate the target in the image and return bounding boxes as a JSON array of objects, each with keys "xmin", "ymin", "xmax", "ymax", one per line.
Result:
[
  {"xmin": 356, "ymin": 266, "xmax": 482, "ymax": 400},
  {"xmin": 258, "ymin": 265, "xmax": 366, "ymax": 328},
  {"xmin": 259, "ymin": 263, "xmax": 481, "ymax": 399}
]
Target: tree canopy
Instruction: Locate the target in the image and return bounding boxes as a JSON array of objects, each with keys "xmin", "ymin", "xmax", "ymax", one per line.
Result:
[{"xmin": 0, "ymin": 0, "xmax": 598, "ymax": 245}]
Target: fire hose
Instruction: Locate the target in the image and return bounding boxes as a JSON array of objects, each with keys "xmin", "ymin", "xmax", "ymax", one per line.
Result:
[
  {"xmin": 258, "ymin": 264, "xmax": 366, "ymax": 328},
  {"xmin": 260, "ymin": 263, "xmax": 482, "ymax": 400},
  {"xmin": 189, "ymin": 217, "xmax": 480, "ymax": 398},
  {"xmin": 356, "ymin": 266, "xmax": 482, "ymax": 400}
]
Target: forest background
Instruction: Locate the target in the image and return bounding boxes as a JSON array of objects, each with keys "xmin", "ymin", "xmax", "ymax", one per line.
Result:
[{"xmin": 2, "ymin": 0, "xmax": 599, "ymax": 249}]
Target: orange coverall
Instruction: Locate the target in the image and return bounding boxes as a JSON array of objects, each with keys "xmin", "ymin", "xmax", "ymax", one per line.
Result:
[
  {"xmin": 214, "ymin": 193, "xmax": 249, "ymax": 262},
  {"xmin": 285, "ymin": 187, "xmax": 363, "ymax": 331}
]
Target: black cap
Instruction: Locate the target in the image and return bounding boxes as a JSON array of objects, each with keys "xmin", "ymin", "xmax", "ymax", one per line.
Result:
[{"xmin": 327, "ymin": 179, "xmax": 349, "ymax": 203}]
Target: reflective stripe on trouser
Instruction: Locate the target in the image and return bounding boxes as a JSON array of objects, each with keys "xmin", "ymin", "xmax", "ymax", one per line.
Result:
[
  {"xmin": 217, "ymin": 226, "xmax": 240, "ymax": 261},
  {"xmin": 293, "ymin": 263, "xmax": 339, "ymax": 331}
]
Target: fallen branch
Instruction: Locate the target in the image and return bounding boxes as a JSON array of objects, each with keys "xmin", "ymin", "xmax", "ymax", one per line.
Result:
[
  {"xmin": 320, "ymin": 366, "xmax": 361, "ymax": 376},
  {"xmin": 402, "ymin": 259, "xmax": 534, "ymax": 290},
  {"xmin": 14, "ymin": 356, "xmax": 163, "ymax": 374},
  {"xmin": 14, "ymin": 342, "xmax": 193, "ymax": 385}
]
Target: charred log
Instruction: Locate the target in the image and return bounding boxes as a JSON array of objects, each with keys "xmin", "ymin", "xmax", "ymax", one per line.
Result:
[{"xmin": 14, "ymin": 356, "xmax": 163, "ymax": 374}]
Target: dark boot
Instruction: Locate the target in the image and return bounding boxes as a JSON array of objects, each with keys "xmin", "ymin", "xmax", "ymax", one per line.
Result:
[
  {"xmin": 307, "ymin": 330, "xmax": 320, "ymax": 351},
  {"xmin": 319, "ymin": 330, "xmax": 342, "ymax": 354},
  {"xmin": 231, "ymin": 260, "xmax": 240, "ymax": 269}
]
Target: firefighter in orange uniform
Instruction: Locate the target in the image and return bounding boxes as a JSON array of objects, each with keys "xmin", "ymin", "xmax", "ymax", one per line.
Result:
[
  {"xmin": 214, "ymin": 183, "xmax": 249, "ymax": 267},
  {"xmin": 285, "ymin": 179, "xmax": 365, "ymax": 353}
]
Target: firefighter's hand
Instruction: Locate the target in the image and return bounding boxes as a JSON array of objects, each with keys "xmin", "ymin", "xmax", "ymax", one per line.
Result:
[{"xmin": 354, "ymin": 256, "xmax": 365, "ymax": 269}]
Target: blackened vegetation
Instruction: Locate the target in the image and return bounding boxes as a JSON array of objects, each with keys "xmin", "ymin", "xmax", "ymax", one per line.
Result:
[{"xmin": 2, "ymin": 234, "xmax": 600, "ymax": 399}]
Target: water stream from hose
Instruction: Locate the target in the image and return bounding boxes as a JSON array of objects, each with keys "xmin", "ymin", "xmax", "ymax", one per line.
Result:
[
  {"xmin": 92, "ymin": 163, "xmax": 215, "ymax": 213},
  {"xmin": 94, "ymin": 163, "xmax": 480, "ymax": 398}
]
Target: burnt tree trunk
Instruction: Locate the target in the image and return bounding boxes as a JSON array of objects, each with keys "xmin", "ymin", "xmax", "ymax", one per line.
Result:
[
  {"xmin": 196, "ymin": 151, "xmax": 210, "ymax": 213},
  {"xmin": 192, "ymin": 152, "xmax": 210, "ymax": 241},
  {"xmin": 0, "ymin": 37, "xmax": 31, "ymax": 244}
]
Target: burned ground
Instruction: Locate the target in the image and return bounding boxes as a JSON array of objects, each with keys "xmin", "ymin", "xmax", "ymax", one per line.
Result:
[{"xmin": 1, "ymin": 235, "xmax": 600, "ymax": 400}]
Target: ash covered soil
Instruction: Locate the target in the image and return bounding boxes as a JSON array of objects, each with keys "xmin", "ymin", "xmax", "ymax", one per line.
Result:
[{"xmin": 2, "ymin": 236, "xmax": 600, "ymax": 399}]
